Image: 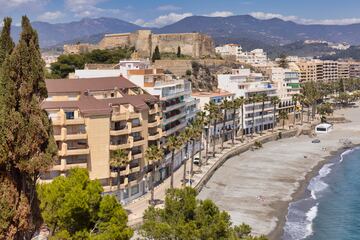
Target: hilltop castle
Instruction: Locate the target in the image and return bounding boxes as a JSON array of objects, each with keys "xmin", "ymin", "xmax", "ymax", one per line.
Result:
[{"xmin": 64, "ymin": 30, "xmax": 215, "ymax": 58}]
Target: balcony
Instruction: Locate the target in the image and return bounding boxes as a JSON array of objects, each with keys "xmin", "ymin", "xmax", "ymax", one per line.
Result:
[
  {"xmin": 149, "ymin": 105, "xmax": 160, "ymax": 115},
  {"xmin": 65, "ymin": 118, "xmax": 85, "ymax": 125},
  {"xmin": 109, "ymin": 137, "xmax": 133, "ymax": 150},
  {"xmin": 162, "ymin": 112, "xmax": 187, "ymax": 125},
  {"xmin": 66, "ymin": 148, "xmax": 90, "ymax": 156},
  {"xmin": 164, "ymin": 101, "xmax": 186, "ymax": 112},
  {"xmin": 51, "ymin": 116, "xmax": 64, "ymax": 126},
  {"xmin": 131, "ymin": 149, "xmax": 142, "ymax": 159},
  {"xmin": 112, "ymin": 113, "xmax": 128, "ymax": 121},
  {"xmin": 110, "ymin": 124, "xmax": 130, "ymax": 136},
  {"xmin": 148, "ymin": 132, "xmax": 161, "ymax": 141},
  {"xmin": 163, "ymin": 121, "xmax": 187, "ymax": 136},
  {"xmin": 66, "ymin": 133, "xmax": 87, "ymax": 141},
  {"xmin": 131, "ymin": 124, "xmax": 143, "ymax": 133},
  {"xmin": 130, "ymin": 166, "xmax": 141, "ymax": 174},
  {"xmin": 132, "ymin": 137, "xmax": 145, "ymax": 147}
]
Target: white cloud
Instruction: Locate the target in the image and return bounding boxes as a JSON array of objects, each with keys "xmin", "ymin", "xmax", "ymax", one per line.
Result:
[
  {"xmin": 140, "ymin": 12, "xmax": 193, "ymax": 27},
  {"xmin": 205, "ymin": 11, "xmax": 234, "ymax": 17},
  {"xmin": 64, "ymin": 0, "xmax": 127, "ymax": 19},
  {"xmin": 250, "ymin": 11, "xmax": 360, "ymax": 25},
  {"xmin": 157, "ymin": 4, "xmax": 181, "ymax": 11},
  {"xmin": 37, "ymin": 11, "xmax": 64, "ymax": 22},
  {"xmin": 250, "ymin": 12, "xmax": 298, "ymax": 21}
]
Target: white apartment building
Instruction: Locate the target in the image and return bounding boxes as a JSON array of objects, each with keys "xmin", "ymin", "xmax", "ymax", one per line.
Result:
[
  {"xmin": 218, "ymin": 69, "xmax": 277, "ymax": 134},
  {"xmin": 192, "ymin": 90, "xmax": 236, "ymax": 141},
  {"xmin": 238, "ymin": 49, "xmax": 268, "ymax": 65},
  {"xmin": 216, "ymin": 44, "xmax": 268, "ymax": 65},
  {"xmin": 215, "ymin": 44, "xmax": 242, "ymax": 57}
]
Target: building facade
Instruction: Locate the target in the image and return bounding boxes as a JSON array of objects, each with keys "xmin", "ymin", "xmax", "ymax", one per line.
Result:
[
  {"xmin": 42, "ymin": 77, "xmax": 162, "ymax": 203},
  {"xmin": 218, "ymin": 69, "xmax": 277, "ymax": 134}
]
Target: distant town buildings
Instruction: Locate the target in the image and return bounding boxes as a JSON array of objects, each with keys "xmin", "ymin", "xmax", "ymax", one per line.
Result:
[{"xmin": 216, "ymin": 44, "xmax": 268, "ymax": 65}]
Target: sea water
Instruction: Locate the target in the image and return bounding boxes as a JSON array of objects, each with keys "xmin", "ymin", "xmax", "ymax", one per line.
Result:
[{"xmin": 283, "ymin": 148, "xmax": 360, "ymax": 240}]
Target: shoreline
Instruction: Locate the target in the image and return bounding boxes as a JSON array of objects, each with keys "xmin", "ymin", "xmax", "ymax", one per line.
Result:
[
  {"xmin": 198, "ymin": 104, "xmax": 360, "ymax": 239},
  {"xmin": 268, "ymin": 146, "xmax": 347, "ymax": 240}
]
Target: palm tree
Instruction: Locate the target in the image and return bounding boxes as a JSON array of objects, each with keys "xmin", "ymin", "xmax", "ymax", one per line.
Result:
[
  {"xmin": 270, "ymin": 96, "xmax": 280, "ymax": 132},
  {"xmin": 231, "ymin": 98, "xmax": 241, "ymax": 145},
  {"xmin": 195, "ymin": 111, "xmax": 206, "ymax": 166},
  {"xmin": 259, "ymin": 94, "xmax": 268, "ymax": 135},
  {"xmin": 179, "ymin": 129, "xmax": 190, "ymax": 185},
  {"xmin": 279, "ymin": 110, "xmax": 289, "ymax": 130},
  {"xmin": 186, "ymin": 123, "xmax": 200, "ymax": 177},
  {"xmin": 204, "ymin": 101, "xmax": 222, "ymax": 158},
  {"xmin": 237, "ymin": 97, "xmax": 246, "ymax": 140},
  {"xmin": 166, "ymin": 135, "xmax": 182, "ymax": 188},
  {"xmin": 250, "ymin": 94, "xmax": 261, "ymax": 137},
  {"xmin": 220, "ymin": 99, "xmax": 232, "ymax": 150},
  {"xmin": 110, "ymin": 149, "xmax": 128, "ymax": 201},
  {"xmin": 145, "ymin": 145, "xmax": 164, "ymax": 205},
  {"xmin": 292, "ymin": 94, "xmax": 300, "ymax": 126}
]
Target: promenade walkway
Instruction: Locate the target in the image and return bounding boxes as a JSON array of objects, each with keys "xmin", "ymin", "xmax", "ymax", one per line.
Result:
[{"xmin": 124, "ymin": 125, "xmax": 309, "ymax": 227}]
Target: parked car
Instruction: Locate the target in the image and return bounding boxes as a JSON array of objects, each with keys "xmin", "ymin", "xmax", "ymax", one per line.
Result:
[
  {"xmin": 312, "ymin": 139, "xmax": 321, "ymax": 143},
  {"xmin": 193, "ymin": 155, "xmax": 200, "ymax": 165}
]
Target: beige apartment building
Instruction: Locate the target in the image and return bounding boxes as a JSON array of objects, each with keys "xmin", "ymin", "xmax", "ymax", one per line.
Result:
[
  {"xmin": 41, "ymin": 76, "xmax": 162, "ymax": 203},
  {"xmin": 338, "ymin": 62, "xmax": 350, "ymax": 79},
  {"xmin": 349, "ymin": 62, "xmax": 360, "ymax": 78},
  {"xmin": 322, "ymin": 61, "xmax": 338, "ymax": 82}
]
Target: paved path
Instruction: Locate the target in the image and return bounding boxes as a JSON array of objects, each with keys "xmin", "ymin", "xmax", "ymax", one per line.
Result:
[{"xmin": 124, "ymin": 126, "xmax": 303, "ymax": 226}]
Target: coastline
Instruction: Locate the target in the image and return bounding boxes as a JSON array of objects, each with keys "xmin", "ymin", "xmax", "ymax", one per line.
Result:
[
  {"xmin": 268, "ymin": 147, "xmax": 347, "ymax": 240},
  {"xmin": 198, "ymin": 103, "xmax": 360, "ymax": 239}
]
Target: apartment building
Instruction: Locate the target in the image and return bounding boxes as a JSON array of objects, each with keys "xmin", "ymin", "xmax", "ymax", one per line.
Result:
[
  {"xmin": 322, "ymin": 61, "xmax": 338, "ymax": 82},
  {"xmin": 218, "ymin": 69, "xmax": 277, "ymax": 134},
  {"xmin": 215, "ymin": 44, "xmax": 268, "ymax": 65},
  {"xmin": 296, "ymin": 61, "xmax": 317, "ymax": 82},
  {"xmin": 215, "ymin": 44, "xmax": 242, "ymax": 57},
  {"xmin": 73, "ymin": 60, "xmax": 199, "ymax": 175},
  {"xmin": 192, "ymin": 90, "xmax": 236, "ymax": 140},
  {"xmin": 338, "ymin": 62, "xmax": 350, "ymax": 79},
  {"xmin": 349, "ymin": 62, "xmax": 360, "ymax": 78},
  {"xmin": 41, "ymin": 76, "xmax": 162, "ymax": 203}
]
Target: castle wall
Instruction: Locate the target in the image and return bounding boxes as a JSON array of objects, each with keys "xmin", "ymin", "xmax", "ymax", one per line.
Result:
[
  {"xmin": 63, "ymin": 31, "xmax": 215, "ymax": 59},
  {"xmin": 151, "ymin": 33, "xmax": 214, "ymax": 58},
  {"xmin": 97, "ymin": 33, "xmax": 131, "ymax": 49}
]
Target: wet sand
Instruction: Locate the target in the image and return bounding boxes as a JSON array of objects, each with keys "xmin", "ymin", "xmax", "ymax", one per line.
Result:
[{"xmin": 198, "ymin": 105, "xmax": 360, "ymax": 239}]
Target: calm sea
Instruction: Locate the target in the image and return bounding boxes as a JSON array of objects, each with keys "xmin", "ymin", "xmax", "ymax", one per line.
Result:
[{"xmin": 283, "ymin": 147, "xmax": 360, "ymax": 240}]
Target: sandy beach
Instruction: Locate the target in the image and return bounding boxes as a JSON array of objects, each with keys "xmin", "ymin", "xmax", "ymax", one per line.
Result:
[{"xmin": 198, "ymin": 104, "xmax": 360, "ymax": 239}]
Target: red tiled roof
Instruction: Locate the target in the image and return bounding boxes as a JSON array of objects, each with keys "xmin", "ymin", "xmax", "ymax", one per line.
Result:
[{"xmin": 45, "ymin": 76, "xmax": 137, "ymax": 93}]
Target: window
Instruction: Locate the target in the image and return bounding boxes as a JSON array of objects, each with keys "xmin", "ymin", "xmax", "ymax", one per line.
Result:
[
  {"xmin": 131, "ymin": 185, "xmax": 140, "ymax": 196},
  {"xmin": 132, "ymin": 119, "xmax": 141, "ymax": 127},
  {"xmin": 65, "ymin": 111, "xmax": 74, "ymax": 120}
]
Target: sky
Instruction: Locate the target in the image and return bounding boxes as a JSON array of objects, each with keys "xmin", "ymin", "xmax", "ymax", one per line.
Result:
[{"xmin": 2, "ymin": 0, "xmax": 360, "ymax": 27}]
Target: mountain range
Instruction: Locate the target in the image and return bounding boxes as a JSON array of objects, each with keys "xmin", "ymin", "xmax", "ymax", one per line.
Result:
[{"xmin": 6, "ymin": 15, "xmax": 360, "ymax": 51}]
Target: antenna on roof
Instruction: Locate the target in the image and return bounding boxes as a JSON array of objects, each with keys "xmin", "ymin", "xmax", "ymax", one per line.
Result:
[{"xmin": 84, "ymin": 90, "xmax": 90, "ymax": 96}]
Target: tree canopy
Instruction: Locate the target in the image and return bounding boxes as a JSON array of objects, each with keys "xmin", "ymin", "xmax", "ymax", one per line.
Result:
[
  {"xmin": 50, "ymin": 47, "xmax": 135, "ymax": 78},
  {"xmin": 37, "ymin": 168, "xmax": 133, "ymax": 240},
  {"xmin": 140, "ymin": 187, "xmax": 267, "ymax": 240}
]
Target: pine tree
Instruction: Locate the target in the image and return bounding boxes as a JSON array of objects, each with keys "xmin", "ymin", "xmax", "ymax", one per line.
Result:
[
  {"xmin": 0, "ymin": 17, "xmax": 15, "ymax": 65},
  {"xmin": 0, "ymin": 16, "xmax": 57, "ymax": 239},
  {"xmin": 152, "ymin": 45, "xmax": 161, "ymax": 62}
]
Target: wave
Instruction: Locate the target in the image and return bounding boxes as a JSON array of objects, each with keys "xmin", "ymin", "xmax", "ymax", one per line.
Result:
[
  {"xmin": 305, "ymin": 204, "xmax": 318, "ymax": 236},
  {"xmin": 283, "ymin": 147, "xmax": 358, "ymax": 240},
  {"xmin": 283, "ymin": 201, "xmax": 319, "ymax": 240},
  {"xmin": 308, "ymin": 163, "xmax": 333, "ymax": 200}
]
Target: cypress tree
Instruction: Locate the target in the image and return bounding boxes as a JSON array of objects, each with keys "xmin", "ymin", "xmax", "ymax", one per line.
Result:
[
  {"xmin": 177, "ymin": 46, "xmax": 181, "ymax": 58},
  {"xmin": 0, "ymin": 17, "xmax": 15, "ymax": 65},
  {"xmin": 152, "ymin": 45, "xmax": 161, "ymax": 62},
  {"xmin": 0, "ymin": 16, "xmax": 57, "ymax": 239}
]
